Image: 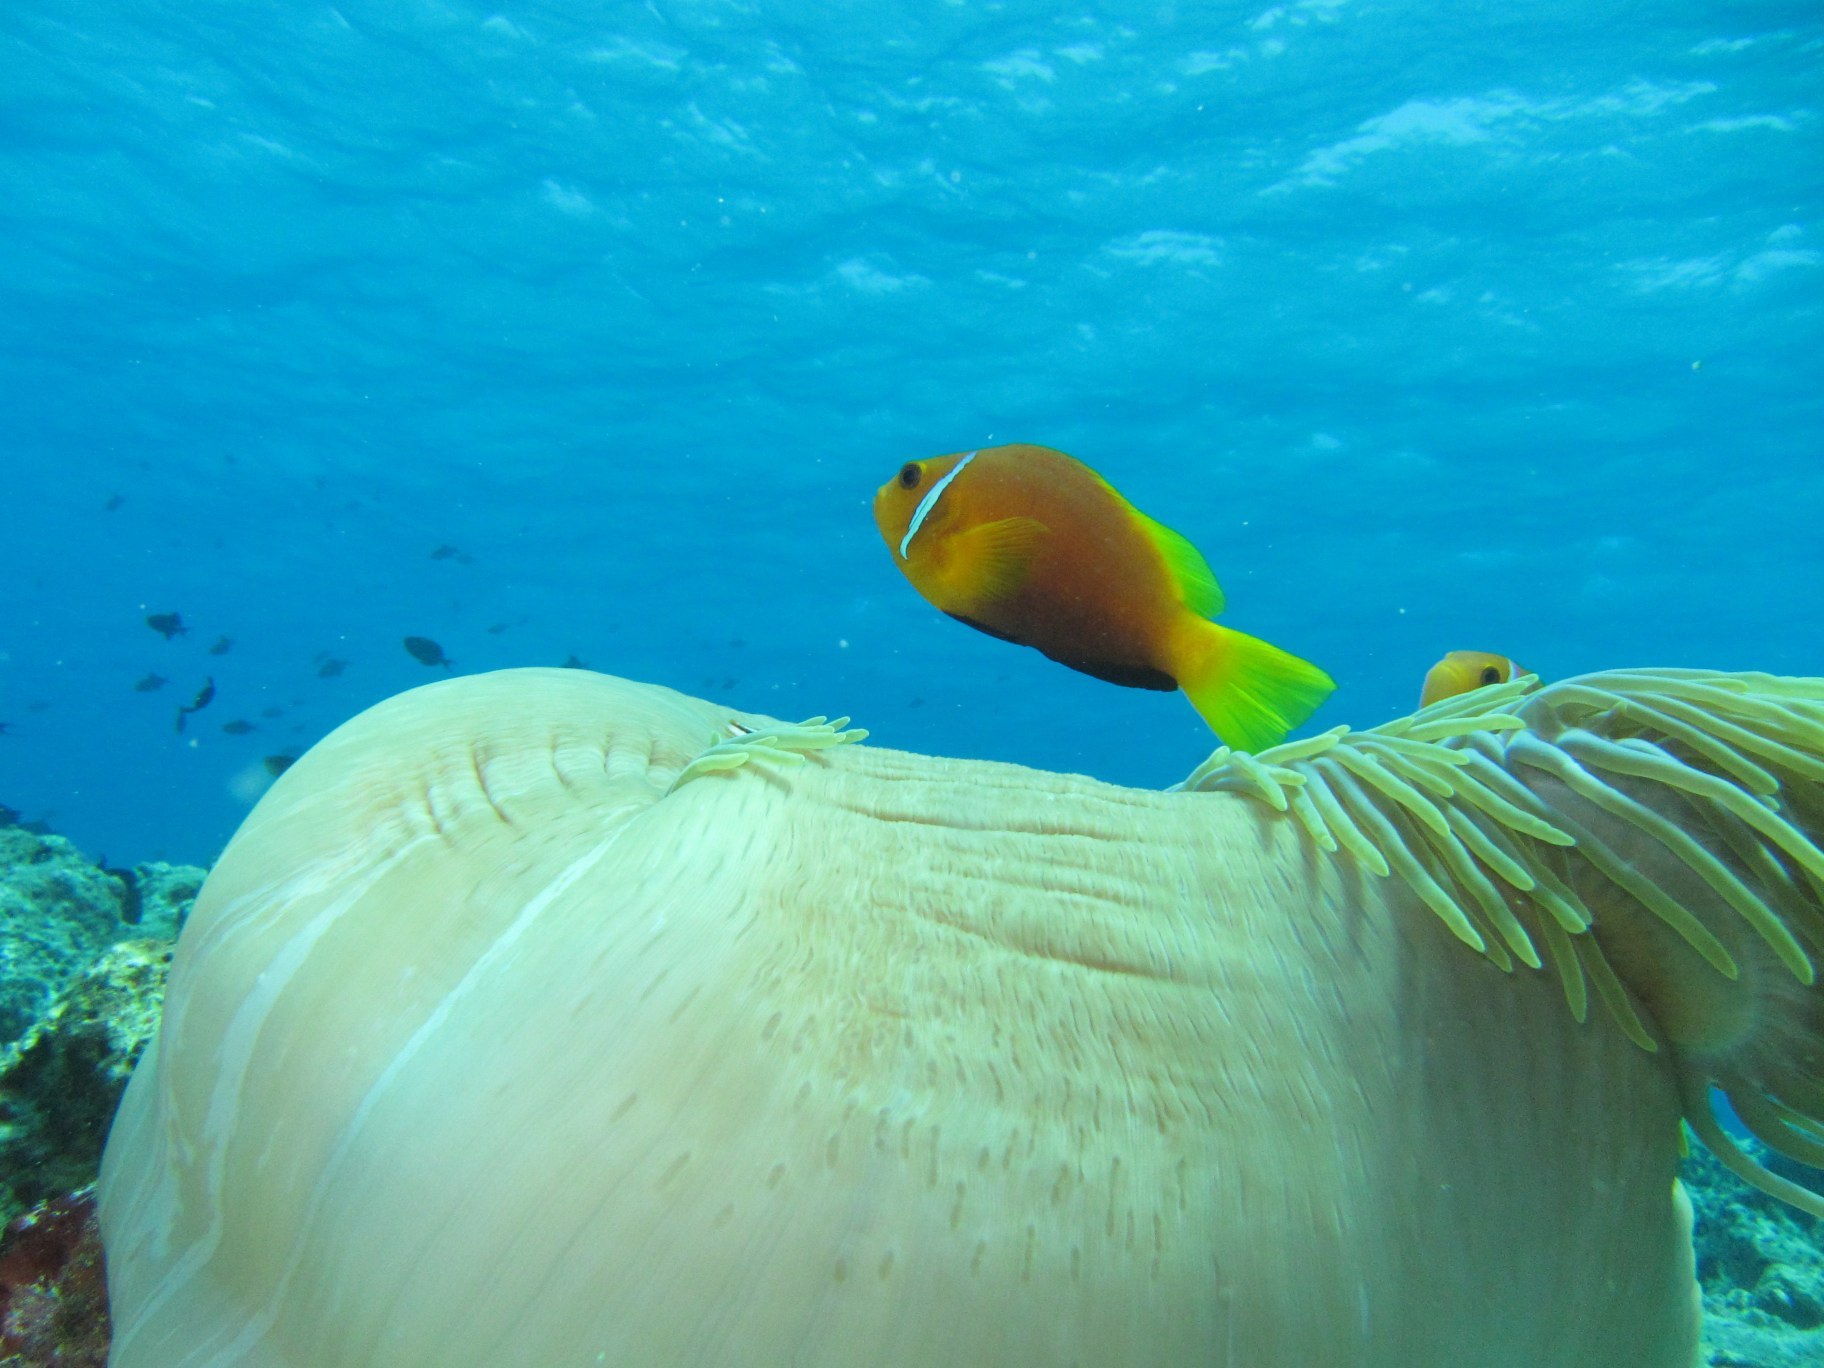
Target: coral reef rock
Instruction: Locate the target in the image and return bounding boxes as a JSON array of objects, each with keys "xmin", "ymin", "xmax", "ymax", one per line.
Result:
[
  {"xmin": 0, "ymin": 942, "xmax": 176, "ymax": 1226},
  {"xmin": 1687, "ymin": 1140, "xmax": 1824, "ymax": 1367},
  {"xmin": 0, "ymin": 1185, "xmax": 108, "ymax": 1367},
  {"xmin": 0, "ymin": 821, "xmax": 200, "ymax": 1228}
]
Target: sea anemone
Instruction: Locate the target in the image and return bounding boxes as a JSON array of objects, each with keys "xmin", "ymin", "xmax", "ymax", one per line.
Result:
[{"xmin": 98, "ymin": 666, "xmax": 1823, "ymax": 1366}]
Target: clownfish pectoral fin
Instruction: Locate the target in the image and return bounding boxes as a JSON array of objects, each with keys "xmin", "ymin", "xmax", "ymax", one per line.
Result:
[
  {"xmin": 1172, "ymin": 619, "xmax": 1335, "ymax": 753},
  {"xmin": 1129, "ymin": 509, "xmax": 1224, "ymax": 618},
  {"xmin": 937, "ymin": 516, "xmax": 1049, "ymax": 607}
]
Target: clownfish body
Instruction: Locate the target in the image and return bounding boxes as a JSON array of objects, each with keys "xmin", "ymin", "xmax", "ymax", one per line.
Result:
[
  {"xmin": 873, "ymin": 444, "xmax": 1334, "ymax": 752},
  {"xmin": 1419, "ymin": 650, "xmax": 1531, "ymax": 707}
]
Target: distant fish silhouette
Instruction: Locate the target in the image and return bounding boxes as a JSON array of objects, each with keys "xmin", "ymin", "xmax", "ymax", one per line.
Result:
[
  {"xmin": 146, "ymin": 612, "xmax": 187, "ymax": 640},
  {"xmin": 104, "ymin": 494, "xmax": 125, "ymax": 512},
  {"xmin": 561, "ymin": 654, "xmax": 588, "ymax": 669},
  {"xmin": 221, "ymin": 719, "xmax": 257, "ymax": 735},
  {"xmin": 263, "ymin": 754, "xmax": 297, "ymax": 777},
  {"xmin": 174, "ymin": 677, "xmax": 216, "ymax": 733},
  {"xmin": 134, "ymin": 673, "xmax": 168, "ymax": 693},
  {"xmin": 316, "ymin": 658, "xmax": 347, "ymax": 679},
  {"xmin": 403, "ymin": 636, "xmax": 452, "ymax": 669},
  {"xmin": 260, "ymin": 706, "xmax": 285, "ymax": 719},
  {"xmin": 0, "ymin": 722, "xmax": 15, "ymax": 737},
  {"xmin": 208, "ymin": 635, "xmax": 234, "ymax": 656},
  {"xmin": 486, "ymin": 622, "xmax": 510, "ymax": 635},
  {"xmin": 430, "ymin": 544, "xmax": 475, "ymax": 564},
  {"xmin": 103, "ymin": 865, "xmax": 144, "ymax": 922}
]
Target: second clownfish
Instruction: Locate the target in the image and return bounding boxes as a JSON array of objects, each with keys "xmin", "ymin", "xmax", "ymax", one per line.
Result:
[
  {"xmin": 1419, "ymin": 651, "xmax": 1532, "ymax": 707},
  {"xmin": 873, "ymin": 443, "xmax": 1335, "ymax": 753}
]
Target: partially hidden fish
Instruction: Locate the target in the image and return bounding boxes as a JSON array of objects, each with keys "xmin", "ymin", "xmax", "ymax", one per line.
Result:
[
  {"xmin": 146, "ymin": 612, "xmax": 187, "ymax": 640},
  {"xmin": 873, "ymin": 443, "xmax": 1334, "ymax": 752},
  {"xmin": 1420, "ymin": 651, "xmax": 1532, "ymax": 707}
]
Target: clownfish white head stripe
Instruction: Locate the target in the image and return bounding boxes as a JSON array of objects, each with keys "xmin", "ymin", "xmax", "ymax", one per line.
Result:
[{"xmin": 898, "ymin": 450, "xmax": 977, "ymax": 559}]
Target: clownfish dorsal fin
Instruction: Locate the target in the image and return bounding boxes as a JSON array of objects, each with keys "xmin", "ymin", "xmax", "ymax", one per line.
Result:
[
  {"xmin": 1129, "ymin": 507, "xmax": 1225, "ymax": 618},
  {"xmin": 940, "ymin": 516, "xmax": 1049, "ymax": 606}
]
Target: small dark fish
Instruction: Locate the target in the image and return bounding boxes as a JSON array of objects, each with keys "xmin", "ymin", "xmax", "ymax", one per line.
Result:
[
  {"xmin": 561, "ymin": 654, "xmax": 588, "ymax": 669},
  {"xmin": 146, "ymin": 612, "xmax": 187, "ymax": 640},
  {"xmin": 104, "ymin": 865, "xmax": 144, "ymax": 923},
  {"xmin": 486, "ymin": 622, "xmax": 510, "ymax": 635},
  {"xmin": 430, "ymin": 544, "xmax": 474, "ymax": 564},
  {"xmin": 403, "ymin": 636, "xmax": 452, "ymax": 669},
  {"xmin": 134, "ymin": 672, "xmax": 168, "ymax": 693},
  {"xmin": 0, "ymin": 722, "xmax": 14, "ymax": 736},
  {"xmin": 263, "ymin": 754, "xmax": 298, "ymax": 777},
  {"xmin": 221, "ymin": 719, "xmax": 257, "ymax": 735},
  {"xmin": 260, "ymin": 706, "xmax": 285, "ymax": 719},
  {"xmin": 208, "ymin": 635, "xmax": 234, "ymax": 656},
  {"xmin": 316, "ymin": 658, "xmax": 347, "ymax": 679},
  {"xmin": 174, "ymin": 676, "xmax": 216, "ymax": 732},
  {"xmin": 104, "ymin": 494, "xmax": 125, "ymax": 512}
]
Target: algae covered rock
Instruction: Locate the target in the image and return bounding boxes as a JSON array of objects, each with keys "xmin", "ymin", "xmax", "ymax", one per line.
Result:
[
  {"xmin": 1686, "ymin": 1139, "xmax": 1824, "ymax": 1367},
  {"xmin": 0, "ymin": 1185, "xmax": 109, "ymax": 1367},
  {"xmin": 0, "ymin": 829, "xmax": 128, "ymax": 1047},
  {"xmin": 0, "ymin": 825, "xmax": 199, "ymax": 1050},
  {"xmin": 0, "ymin": 818, "xmax": 201, "ymax": 1229},
  {"xmin": 0, "ymin": 942, "xmax": 175, "ymax": 1226}
]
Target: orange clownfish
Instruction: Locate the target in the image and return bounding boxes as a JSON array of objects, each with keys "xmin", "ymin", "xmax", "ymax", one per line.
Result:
[
  {"xmin": 872, "ymin": 443, "xmax": 1335, "ymax": 752},
  {"xmin": 1419, "ymin": 651, "xmax": 1531, "ymax": 707}
]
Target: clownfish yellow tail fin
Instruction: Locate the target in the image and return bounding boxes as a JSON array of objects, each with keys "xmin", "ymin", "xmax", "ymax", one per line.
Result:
[{"xmin": 1172, "ymin": 620, "xmax": 1336, "ymax": 753}]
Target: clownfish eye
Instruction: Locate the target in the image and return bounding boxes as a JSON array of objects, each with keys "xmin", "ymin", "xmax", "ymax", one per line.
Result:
[
  {"xmin": 1479, "ymin": 664, "xmax": 1503, "ymax": 685},
  {"xmin": 898, "ymin": 462, "xmax": 921, "ymax": 490}
]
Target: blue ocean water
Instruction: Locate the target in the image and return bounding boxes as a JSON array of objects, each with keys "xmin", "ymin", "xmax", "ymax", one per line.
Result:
[{"xmin": 1, "ymin": 0, "xmax": 1818, "ymax": 866}]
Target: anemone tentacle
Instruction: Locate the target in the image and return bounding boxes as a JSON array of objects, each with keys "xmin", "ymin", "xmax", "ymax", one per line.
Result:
[{"xmin": 1186, "ymin": 666, "xmax": 1824, "ymax": 1216}]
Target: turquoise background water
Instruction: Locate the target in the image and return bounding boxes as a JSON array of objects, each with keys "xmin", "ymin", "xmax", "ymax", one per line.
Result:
[{"xmin": 2, "ymin": 0, "xmax": 1819, "ymax": 865}]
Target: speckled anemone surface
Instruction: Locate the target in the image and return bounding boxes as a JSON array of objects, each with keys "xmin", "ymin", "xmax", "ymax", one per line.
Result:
[{"xmin": 98, "ymin": 667, "xmax": 1824, "ymax": 1367}]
